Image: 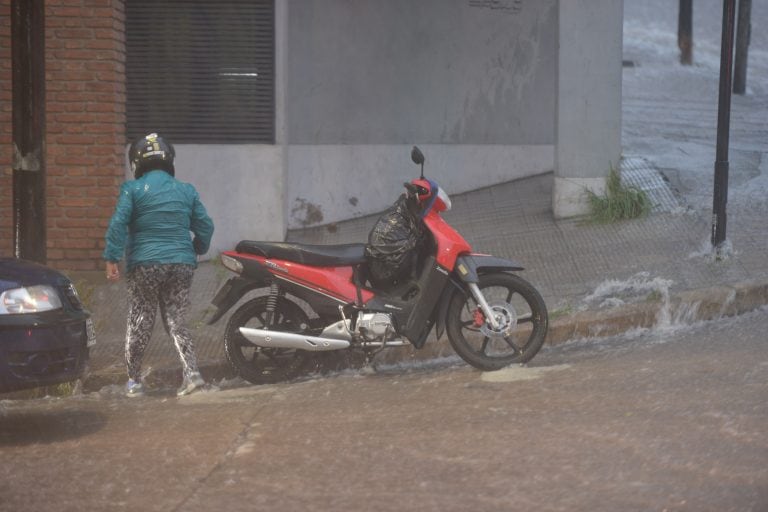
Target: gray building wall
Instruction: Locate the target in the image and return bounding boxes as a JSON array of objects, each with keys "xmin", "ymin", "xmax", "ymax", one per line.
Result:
[
  {"xmin": 174, "ymin": 145, "xmax": 286, "ymax": 256},
  {"xmin": 170, "ymin": 0, "xmax": 622, "ymax": 257},
  {"xmin": 287, "ymin": 0, "xmax": 555, "ymax": 145},
  {"xmin": 285, "ymin": 0, "xmax": 557, "ymax": 228}
]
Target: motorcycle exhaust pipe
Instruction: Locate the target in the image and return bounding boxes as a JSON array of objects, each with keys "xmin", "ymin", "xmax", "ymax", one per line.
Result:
[{"xmin": 238, "ymin": 327, "xmax": 351, "ymax": 352}]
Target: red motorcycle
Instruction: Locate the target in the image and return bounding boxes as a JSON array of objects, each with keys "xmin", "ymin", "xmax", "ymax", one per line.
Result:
[{"xmin": 208, "ymin": 147, "xmax": 548, "ymax": 384}]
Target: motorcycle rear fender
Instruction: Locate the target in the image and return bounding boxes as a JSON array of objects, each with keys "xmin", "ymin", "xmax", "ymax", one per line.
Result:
[
  {"xmin": 434, "ymin": 254, "xmax": 525, "ymax": 339},
  {"xmin": 207, "ymin": 275, "xmax": 267, "ymax": 325}
]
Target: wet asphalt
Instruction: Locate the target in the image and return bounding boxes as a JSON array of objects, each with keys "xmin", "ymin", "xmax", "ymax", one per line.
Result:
[{"xmin": 1, "ymin": 311, "xmax": 766, "ymax": 511}]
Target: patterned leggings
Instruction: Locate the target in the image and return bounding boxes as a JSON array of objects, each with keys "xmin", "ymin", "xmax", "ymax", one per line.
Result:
[{"xmin": 125, "ymin": 264, "xmax": 200, "ymax": 382}]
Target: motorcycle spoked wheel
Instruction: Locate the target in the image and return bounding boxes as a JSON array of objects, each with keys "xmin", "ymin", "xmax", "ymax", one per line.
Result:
[
  {"xmin": 224, "ymin": 296, "xmax": 311, "ymax": 384},
  {"xmin": 446, "ymin": 272, "xmax": 548, "ymax": 371}
]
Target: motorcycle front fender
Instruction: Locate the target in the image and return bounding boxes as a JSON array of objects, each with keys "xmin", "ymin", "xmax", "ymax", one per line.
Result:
[
  {"xmin": 455, "ymin": 254, "xmax": 525, "ymax": 284},
  {"xmin": 435, "ymin": 277, "xmax": 464, "ymax": 340},
  {"xmin": 434, "ymin": 255, "xmax": 526, "ymax": 339},
  {"xmin": 207, "ymin": 276, "xmax": 266, "ymax": 325}
]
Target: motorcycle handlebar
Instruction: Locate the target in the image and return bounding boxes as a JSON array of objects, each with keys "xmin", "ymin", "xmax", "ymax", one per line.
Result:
[{"xmin": 404, "ymin": 182, "xmax": 429, "ymax": 196}]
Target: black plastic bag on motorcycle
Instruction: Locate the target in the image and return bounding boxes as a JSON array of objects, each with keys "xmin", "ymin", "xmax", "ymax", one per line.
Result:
[{"xmin": 365, "ymin": 194, "xmax": 425, "ymax": 290}]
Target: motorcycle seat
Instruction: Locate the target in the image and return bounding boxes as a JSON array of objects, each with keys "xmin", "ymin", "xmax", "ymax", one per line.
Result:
[{"xmin": 235, "ymin": 241, "xmax": 368, "ymax": 267}]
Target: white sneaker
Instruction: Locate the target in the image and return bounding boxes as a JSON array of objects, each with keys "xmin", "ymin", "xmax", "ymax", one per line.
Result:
[
  {"xmin": 177, "ymin": 372, "xmax": 206, "ymax": 397},
  {"xmin": 125, "ymin": 378, "xmax": 144, "ymax": 397}
]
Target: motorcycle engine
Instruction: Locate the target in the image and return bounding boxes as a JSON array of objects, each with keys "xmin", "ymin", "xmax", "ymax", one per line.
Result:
[{"xmin": 356, "ymin": 312, "xmax": 395, "ymax": 341}]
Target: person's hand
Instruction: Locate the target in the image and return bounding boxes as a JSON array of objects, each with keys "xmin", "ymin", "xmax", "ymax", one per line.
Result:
[
  {"xmin": 193, "ymin": 237, "xmax": 206, "ymax": 255},
  {"xmin": 106, "ymin": 261, "xmax": 120, "ymax": 281}
]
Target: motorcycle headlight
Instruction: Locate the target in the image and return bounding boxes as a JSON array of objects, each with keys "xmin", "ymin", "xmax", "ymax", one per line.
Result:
[
  {"xmin": 437, "ymin": 186, "xmax": 452, "ymax": 211},
  {"xmin": 0, "ymin": 285, "xmax": 63, "ymax": 314}
]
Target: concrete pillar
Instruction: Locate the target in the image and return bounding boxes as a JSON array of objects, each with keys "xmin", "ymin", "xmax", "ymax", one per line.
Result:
[
  {"xmin": 276, "ymin": 0, "xmax": 289, "ymax": 239},
  {"xmin": 554, "ymin": 0, "xmax": 624, "ymax": 218}
]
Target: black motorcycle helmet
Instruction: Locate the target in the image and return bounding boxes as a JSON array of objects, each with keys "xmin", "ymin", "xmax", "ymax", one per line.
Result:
[{"xmin": 128, "ymin": 133, "xmax": 175, "ymax": 179}]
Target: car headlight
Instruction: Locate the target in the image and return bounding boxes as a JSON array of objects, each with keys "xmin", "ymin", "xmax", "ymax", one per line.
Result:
[{"xmin": 0, "ymin": 285, "xmax": 63, "ymax": 314}]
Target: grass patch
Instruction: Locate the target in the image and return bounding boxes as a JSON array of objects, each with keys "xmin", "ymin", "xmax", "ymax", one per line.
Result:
[
  {"xmin": 548, "ymin": 304, "xmax": 574, "ymax": 322},
  {"xmin": 73, "ymin": 279, "xmax": 96, "ymax": 311},
  {"xmin": 587, "ymin": 168, "xmax": 651, "ymax": 223},
  {"xmin": 645, "ymin": 289, "xmax": 664, "ymax": 302},
  {"xmin": 1, "ymin": 381, "xmax": 80, "ymax": 400},
  {"xmin": 210, "ymin": 252, "xmax": 230, "ymax": 281}
]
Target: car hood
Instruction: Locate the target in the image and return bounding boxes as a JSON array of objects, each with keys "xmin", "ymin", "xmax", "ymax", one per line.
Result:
[{"xmin": 0, "ymin": 258, "xmax": 71, "ymax": 293}]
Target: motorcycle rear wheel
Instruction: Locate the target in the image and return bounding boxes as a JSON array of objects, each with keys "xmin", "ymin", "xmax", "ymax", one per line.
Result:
[
  {"xmin": 224, "ymin": 296, "xmax": 311, "ymax": 384},
  {"xmin": 446, "ymin": 272, "xmax": 548, "ymax": 371}
]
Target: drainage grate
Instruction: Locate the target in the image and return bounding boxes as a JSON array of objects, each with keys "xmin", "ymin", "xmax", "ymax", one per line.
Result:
[{"xmin": 620, "ymin": 157, "xmax": 680, "ymax": 213}]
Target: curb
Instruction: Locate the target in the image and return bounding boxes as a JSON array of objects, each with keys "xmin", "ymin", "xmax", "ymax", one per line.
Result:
[
  {"xmin": 547, "ymin": 280, "xmax": 768, "ymax": 344},
  {"xmin": 82, "ymin": 280, "xmax": 768, "ymax": 391}
]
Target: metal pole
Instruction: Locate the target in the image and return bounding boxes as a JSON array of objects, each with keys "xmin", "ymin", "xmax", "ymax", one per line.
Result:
[
  {"xmin": 11, "ymin": 0, "xmax": 47, "ymax": 263},
  {"xmin": 733, "ymin": 0, "xmax": 751, "ymax": 94},
  {"xmin": 711, "ymin": 0, "xmax": 737, "ymax": 253},
  {"xmin": 678, "ymin": 0, "xmax": 693, "ymax": 65}
]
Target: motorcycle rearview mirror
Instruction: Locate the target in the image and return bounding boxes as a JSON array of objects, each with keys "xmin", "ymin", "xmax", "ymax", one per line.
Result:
[{"xmin": 411, "ymin": 146, "xmax": 425, "ymax": 179}]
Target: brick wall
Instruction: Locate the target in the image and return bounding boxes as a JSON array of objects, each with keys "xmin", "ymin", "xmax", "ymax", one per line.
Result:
[{"xmin": 0, "ymin": 0, "xmax": 125, "ymax": 271}]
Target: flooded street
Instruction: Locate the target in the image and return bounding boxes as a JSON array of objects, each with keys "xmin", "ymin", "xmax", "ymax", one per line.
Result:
[
  {"xmin": 1, "ymin": 1, "xmax": 766, "ymax": 510},
  {"xmin": 2, "ymin": 311, "xmax": 766, "ymax": 511}
]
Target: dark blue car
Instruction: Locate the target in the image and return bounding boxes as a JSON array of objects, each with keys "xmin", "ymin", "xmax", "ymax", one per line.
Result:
[{"xmin": 0, "ymin": 258, "xmax": 94, "ymax": 393}]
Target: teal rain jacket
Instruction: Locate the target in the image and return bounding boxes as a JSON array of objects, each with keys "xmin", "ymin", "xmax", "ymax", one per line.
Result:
[{"xmin": 103, "ymin": 170, "xmax": 215, "ymax": 270}]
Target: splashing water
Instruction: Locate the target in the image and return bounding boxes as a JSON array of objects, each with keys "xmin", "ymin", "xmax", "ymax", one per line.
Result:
[
  {"xmin": 688, "ymin": 238, "xmax": 736, "ymax": 262},
  {"xmin": 657, "ymin": 300, "xmax": 699, "ymax": 331},
  {"xmin": 583, "ymin": 272, "xmax": 713, "ymax": 332},
  {"xmin": 584, "ymin": 272, "xmax": 673, "ymax": 310},
  {"xmin": 583, "ymin": 270, "xmax": 743, "ymax": 337}
]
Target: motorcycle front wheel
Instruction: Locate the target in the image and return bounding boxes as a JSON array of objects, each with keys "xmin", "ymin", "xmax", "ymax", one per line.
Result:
[
  {"xmin": 446, "ymin": 272, "xmax": 548, "ymax": 371},
  {"xmin": 224, "ymin": 296, "xmax": 311, "ymax": 384}
]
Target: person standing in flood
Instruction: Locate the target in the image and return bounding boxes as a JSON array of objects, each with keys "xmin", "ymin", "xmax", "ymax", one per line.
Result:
[{"xmin": 103, "ymin": 133, "xmax": 214, "ymax": 397}]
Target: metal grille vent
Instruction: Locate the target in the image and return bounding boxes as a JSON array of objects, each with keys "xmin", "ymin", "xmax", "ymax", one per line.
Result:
[{"xmin": 126, "ymin": 0, "xmax": 275, "ymax": 143}]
